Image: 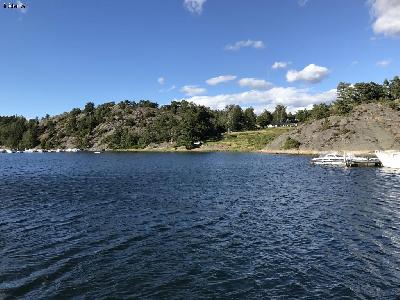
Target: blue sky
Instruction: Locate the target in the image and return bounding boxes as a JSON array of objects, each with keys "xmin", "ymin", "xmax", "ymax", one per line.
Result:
[{"xmin": 0, "ymin": 0, "xmax": 399, "ymax": 117}]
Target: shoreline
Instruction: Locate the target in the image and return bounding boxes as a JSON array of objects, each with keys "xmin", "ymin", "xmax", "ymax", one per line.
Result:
[
  {"xmin": 260, "ymin": 149, "xmax": 380, "ymax": 156},
  {"xmin": 112, "ymin": 147, "xmax": 380, "ymax": 156},
  {"xmin": 2, "ymin": 146, "xmax": 383, "ymax": 157}
]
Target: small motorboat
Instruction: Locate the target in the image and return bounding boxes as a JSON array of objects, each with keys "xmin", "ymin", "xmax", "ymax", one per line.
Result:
[
  {"xmin": 311, "ymin": 153, "xmax": 348, "ymax": 166},
  {"xmin": 375, "ymin": 150, "xmax": 400, "ymax": 169}
]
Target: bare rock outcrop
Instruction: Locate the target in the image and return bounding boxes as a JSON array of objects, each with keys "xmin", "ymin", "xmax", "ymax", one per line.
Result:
[{"xmin": 265, "ymin": 103, "xmax": 400, "ymax": 153}]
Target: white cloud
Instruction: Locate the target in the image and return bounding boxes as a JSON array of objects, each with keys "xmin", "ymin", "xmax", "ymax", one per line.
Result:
[
  {"xmin": 183, "ymin": 0, "xmax": 206, "ymax": 15},
  {"xmin": 298, "ymin": 0, "xmax": 309, "ymax": 6},
  {"xmin": 206, "ymin": 75, "xmax": 237, "ymax": 86},
  {"xmin": 225, "ymin": 40, "xmax": 265, "ymax": 51},
  {"xmin": 286, "ymin": 64, "xmax": 329, "ymax": 84},
  {"xmin": 238, "ymin": 78, "xmax": 273, "ymax": 90},
  {"xmin": 370, "ymin": 0, "xmax": 400, "ymax": 37},
  {"xmin": 271, "ymin": 61, "xmax": 290, "ymax": 69},
  {"xmin": 376, "ymin": 59, "xmax": 392, "ymax": 67},
  {"xmin": 188, "ymin": 87, "xmax": 337, "ymax": 113},
  {"xmin": 158, "ymin": 77, "xmax": 165, "ymax": 85},
  {"xmin": 181, "ymin": 85, "xmax": 207, "ymax": 96}
]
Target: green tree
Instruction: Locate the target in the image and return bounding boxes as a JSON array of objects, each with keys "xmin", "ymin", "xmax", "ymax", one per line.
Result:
[
  {"xmin": 333, "ymin": 82, "xmax": 353, "ymax": 114},
  {"xmin": 389, "ymin": 76, "xmax": 400, "ymax": 100},
  {"xmin": 84, "ymin": 102, "xmax": 95, "ymax": 114},
  {"xmin": 295, "ymin": 109, "xmax": 311, "ymax": 123},
  {"xmin": 272, "ymin": 105, "xmax": 287, "ymax": 125},
  {"xmin": 243, "ymin": 107, "xmax": 257, "ymax": 130},
  {"xmin": 310, "ymin": 103, "xmax": 331, "ymax": 120},
  {"xmin": 20, "ymin": 119, "xmax": 39, "ymax": 149},
  {"xmin": 257, "ymin": 110, "xmax": 273, "ymax": 128},
  {"xmin": 225, "ymin": 105, "xmax": 244, "ymax": 132}
]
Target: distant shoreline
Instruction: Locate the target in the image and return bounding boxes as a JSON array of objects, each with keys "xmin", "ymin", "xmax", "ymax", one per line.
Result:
[{"xmin": 112, "ymin": 147, "xmax": 378, "ymax": 156}]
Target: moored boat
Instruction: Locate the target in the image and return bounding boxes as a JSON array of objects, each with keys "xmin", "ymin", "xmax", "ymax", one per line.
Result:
[
  {"xmin": 311, "ymin": 152, "xmax": 381, "ymax": 167},
  {"xmin": 375, "ymin": 150, "xmax": 400, "ymax": 169},
  {"xmin": 65, "ymin": 148, "xmax": 80, "ymax": 153},
  {"xmin": 311, "ymin": 153, "xmax": 348, "ymax": 166}
]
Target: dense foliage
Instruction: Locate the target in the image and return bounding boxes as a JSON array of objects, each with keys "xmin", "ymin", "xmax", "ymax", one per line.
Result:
[
  {"xmin": 0, "ymin": 100, "xmax": 260, "ymax": 150},
  {"xmin": 0, "ymin": 76, "xmax": 399, "ymax": 150},
  {"xmin": 295, "ymin": 76, "xmax": 400, "ymax": 122},
  {"xmin": 0, "ymin": 117, "xmax": 40, "ymax": 150}
]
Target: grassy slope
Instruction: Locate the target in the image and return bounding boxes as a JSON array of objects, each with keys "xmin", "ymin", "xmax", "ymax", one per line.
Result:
[
  {"xmin": 198, "ymin": 128, "xmax": 291, "ymax": 152},
  {"xmin": 119, "ymin": 128, "xmax": 291, "ymax": 152}
]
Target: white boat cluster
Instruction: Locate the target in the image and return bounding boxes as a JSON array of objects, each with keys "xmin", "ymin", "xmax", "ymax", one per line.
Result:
[
  {"xmin": 0, "ymin": 148, "xmax": 82, "ymax": 154},
  {"xmin": 311, "ymin": 151, "xmax": 400, "ymax": 169}
]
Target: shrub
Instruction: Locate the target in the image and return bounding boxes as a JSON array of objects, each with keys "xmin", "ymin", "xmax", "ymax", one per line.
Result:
[{"xmin": 282, "ymin": 137, "xmax": 301, "ymax": 149}]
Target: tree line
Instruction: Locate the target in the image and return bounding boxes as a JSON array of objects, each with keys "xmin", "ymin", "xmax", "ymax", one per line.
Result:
[
  {"xmin": 0, "ymin": 76, "xmax": 399, "ymax": 150},
  {"xmin": 294, "ymin": 76, "xmax": 400, "ymax": 122}
]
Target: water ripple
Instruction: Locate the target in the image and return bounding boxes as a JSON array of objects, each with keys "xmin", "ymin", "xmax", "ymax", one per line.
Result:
[{"xmin": 0, "ymin": 153, "xmax": 400, "ymax": 299}]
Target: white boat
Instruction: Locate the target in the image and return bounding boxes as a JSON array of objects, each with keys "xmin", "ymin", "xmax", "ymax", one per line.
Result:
[
  {"xmin": 65, "ymin": 148, "xmax": 80, "ymax": 153},
  {"xmin": 24, "ymin": 149, "xmax": 35, "ymax": 153},
  {"xmin": 375, "ymin": 150, "xmax": 400, "ymax": 169},
  {"xmin": 94, "ymin": 151, "xmax": 101, "ymax": 154},
  {"xmin": 5, "ymin": 149, "xmax": 14, "ymax": 154},
  {"xmin": 311, "ymin": 153, "xmax": 348, "ymax": 166}
]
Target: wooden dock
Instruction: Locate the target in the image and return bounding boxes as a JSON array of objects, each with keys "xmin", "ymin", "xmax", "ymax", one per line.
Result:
[{"xmin": 345, "ymin": 157, "xmax": 382, "ymax": 167}]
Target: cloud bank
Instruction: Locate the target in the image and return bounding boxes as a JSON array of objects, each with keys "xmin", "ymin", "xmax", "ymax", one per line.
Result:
[{"xmin": 188, "ymin": 87, "xmax": 337, "ymax": 113}]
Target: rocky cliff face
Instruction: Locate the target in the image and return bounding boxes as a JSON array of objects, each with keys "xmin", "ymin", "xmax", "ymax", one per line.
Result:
[{"xmin": 265, "ymin": 103, "xmax": 400, "ymax": 153}]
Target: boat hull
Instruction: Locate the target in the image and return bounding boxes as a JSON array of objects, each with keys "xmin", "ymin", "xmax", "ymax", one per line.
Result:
[{"xmin": 311, "ymin": 160, "xmax": 346, "ymax": 166}]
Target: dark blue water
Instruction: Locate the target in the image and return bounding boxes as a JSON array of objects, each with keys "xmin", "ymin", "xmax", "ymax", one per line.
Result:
[{"xmin": 1, "ymin": 153, "xmax": 400, "ymax": 299}]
